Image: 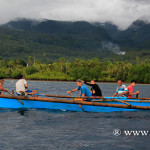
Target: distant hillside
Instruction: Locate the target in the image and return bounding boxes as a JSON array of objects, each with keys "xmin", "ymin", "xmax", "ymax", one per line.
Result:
[
  {"xmin": 115, "ymin": 20, "xmax": 150, "ymax": 49},
  {"xmin": 0, "ymin": 18, "xmax": 116, "ymax": 62},
  {"xmin": 3, "ymin": 19, "xmax": 111, "ymax": 39},
  {"xmin": 93, "ymin": 22, "xmax": 121, "ymax": 39},
  {"xmin": 0, "ymin": 18, "xmax": 150, "ymax": 62}
]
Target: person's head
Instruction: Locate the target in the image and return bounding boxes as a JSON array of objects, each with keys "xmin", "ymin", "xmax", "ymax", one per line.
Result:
[
  {"xmin": 130, "ymin": 80, "xmax": 136, "ymax": 87},
  {"xmin": 90, "ymin": 80, "xmax": 96, "ymax": 84},
  {"xmin": 0, "ymin": 77, "xmax": 4, "ymax": 84},
  {"xmin": 76, "ymin": 79, "xmax": 83, "ymax": 87},
  {"xmin": 18, "ymin": 74, "xmax": 24, "ymax": 79},
  {"xmin": 117, "ymin": 80, "xmax": 123, "ymax": 86}
]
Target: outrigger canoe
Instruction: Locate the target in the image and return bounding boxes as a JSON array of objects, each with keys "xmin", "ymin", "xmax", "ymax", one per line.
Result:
[{"xmin": 0, "ymin": 95, "xmax": 150, "ymax": 112}]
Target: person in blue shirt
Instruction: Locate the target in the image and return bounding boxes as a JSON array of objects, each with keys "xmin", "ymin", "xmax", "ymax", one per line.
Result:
[{"xmin": 67, "ymin": 79, "xmax": 92, "ymax": 101}]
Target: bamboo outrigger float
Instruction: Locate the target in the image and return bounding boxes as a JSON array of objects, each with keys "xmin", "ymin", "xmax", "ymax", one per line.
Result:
[{"xmin": 0, "ymin": 94, "xmax": 150, "ymax": 112}]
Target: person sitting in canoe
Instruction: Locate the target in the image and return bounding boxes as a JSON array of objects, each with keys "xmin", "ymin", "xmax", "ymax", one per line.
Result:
[
  {"xmin": 16, "ymin": 74, "xmax": 38, "ymax": 97},
  {"xmin": 67, "ymin": 79, "xmax": 92, "ymax": 101},
  {"xmin": 126, "ymin": 80, "xmax": 139, "ymax": 98},
  {"xmin": 82, "ymin": 80, "xmax": 102, "ymax": 96},
  {"xmin": 0, "ymin": 78, "xmax": 12, "ymax": 95},
  {"xmin": 113, "ymin": 79, "xmax": 128, "ymax": 97}
]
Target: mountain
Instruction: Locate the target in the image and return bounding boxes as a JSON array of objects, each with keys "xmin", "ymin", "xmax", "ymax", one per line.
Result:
[
  {"xmin": 0, "ymin": 18, "xmax": 117, "ymax": 61},
  {"xmin": 114, "ymin": 20, "xmax": 150, "ymax": 49},
  {"xmin": 93, "ymin": 22, "xmax": 121, "ymax": 39},
  {"xmin": 0, "ymin": 18, "xmax": 150, "ymax": 62},
  {"xmin": 3, "ymin": 19, "xmax": 111, "ymax": 39}
]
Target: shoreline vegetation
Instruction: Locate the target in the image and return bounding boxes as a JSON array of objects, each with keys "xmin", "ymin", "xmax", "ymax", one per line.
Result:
[{"xmin": 0, "ymin": 56, "xmax": 150, "ymax": 84}]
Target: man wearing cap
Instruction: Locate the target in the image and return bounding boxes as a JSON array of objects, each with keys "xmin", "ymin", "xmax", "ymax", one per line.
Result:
[{"xmin": 67, "ymin": 79, "xmax": 92, "ymax": 101}]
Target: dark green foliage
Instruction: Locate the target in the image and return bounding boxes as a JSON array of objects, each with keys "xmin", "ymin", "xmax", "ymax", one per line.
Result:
[
  {"xmin": 0, "ymin": 58, "xmax": 149, "ymax": 83},
  {"xmin": 11, "ymin": 71, "xmax": 22, "ymax": 79},
  {"xmin": 0, "ymin": 71, "xmax": 6, "ymax": 78},
  {"xmin": 26, "ymin": 66, "xmax": 38, "ymax": 75},
  {"xmin": 127, "ymin": 62, "xmax": 150, "ymax": 83},
  {"xmin": 69, "ymin": 67, "xmax": 91, "ymax": 81}
]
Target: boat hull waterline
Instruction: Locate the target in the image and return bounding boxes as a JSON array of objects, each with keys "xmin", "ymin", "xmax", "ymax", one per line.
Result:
[{"xmin": 0, "ymin": 95, "xmax": 150, "ymax": 112}]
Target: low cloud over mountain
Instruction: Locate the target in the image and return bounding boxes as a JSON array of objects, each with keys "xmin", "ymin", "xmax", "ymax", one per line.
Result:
[{"xmin": 1, "ymin": 0, "xmax": 150, "ymax": 30}]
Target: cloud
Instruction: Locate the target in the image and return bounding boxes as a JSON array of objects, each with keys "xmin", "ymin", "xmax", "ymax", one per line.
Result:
[
  {"xmin": 0, "ymin": 0, "xmax": 150, "ymax": 29},
  {"xmin": 101, "ymin": 41, "xmax": 126, "ymax": 55}
]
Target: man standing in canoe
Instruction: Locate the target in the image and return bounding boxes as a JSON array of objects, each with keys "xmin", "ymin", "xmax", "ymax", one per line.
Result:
[
  {"xmin": 16, "ymin": 74, "xmax": 38, "ymax": 97},
  {"xmin": 67, "ymin": 79, "xmax": 92, "ymax": 101},
  {"xmin": 126, "ymin": 80, "xmax": 139, "ymax": 98},
  {"xmin": 0, "ymin": 78, "xmax": 12, "ymax": 95},
  {"xmin": 82, "ymin": 80, "xmax": 102, "ymax": 96},
  {"xmin": 113, "ymin": 80, "xmax": 128, "ymax": 97}
]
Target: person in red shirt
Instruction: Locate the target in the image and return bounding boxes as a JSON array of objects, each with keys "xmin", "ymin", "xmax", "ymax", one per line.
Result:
[{"xmin": 127, "ymin": 80, "xmax": 139, "ymax": 98}]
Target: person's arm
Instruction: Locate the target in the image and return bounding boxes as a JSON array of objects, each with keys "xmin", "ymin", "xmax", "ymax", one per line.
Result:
[
  {"xmin": 81, "ymin": 93, "xmax": 86, "ymax": 100},
  {"xmin": 23, "ymin": 79, "xmax": 28, "ymax": 89},
  {"xmin": 119, "ymin": 86, "xmax": 128, "ymax": 96},
  {"xmin": 112, "ymin": 87, "xmax": 118, "ymax": 97},
  {"xmin": 129, "ymin": 91, "xmax": 139, "ymax": 96},
  {"xmin": 0, "ymin": 85, "xmax": 11, "ymax": 95},
  {"xmin": 67, "ymin": 88, "xmax": 78, "ymax": 95},
  {"xmin": 84, "ymin": 81, "xmax": 92, "ymax": 86},
  {"xmin": 80, "ymin": 87, "xmax": 89, "ymax": 100},
  {"xmin": 0, "ymin": 84, "xmax": 3, "ymax": 91},
  {"xmin": 119, "ymin": 91, "xmax": 128, "ymax": 96},
  {"xmin": 113, "ymin": 93, "xmax": 118, "ymax": 97},
  {"xmin": 25, "ymin": 83, "xmax": 28, "ymax": 90}
]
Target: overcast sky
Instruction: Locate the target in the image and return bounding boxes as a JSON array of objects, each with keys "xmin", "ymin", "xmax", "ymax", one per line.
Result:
[{"xmin": 0, "ymin": 0, "xmax": 150, "ymax": 29}]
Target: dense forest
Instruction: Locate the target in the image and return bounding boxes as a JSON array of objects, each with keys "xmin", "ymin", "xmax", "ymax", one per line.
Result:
[{"xmin": 0, "ymin": 57, "xmax": 149, "ymax": 83}]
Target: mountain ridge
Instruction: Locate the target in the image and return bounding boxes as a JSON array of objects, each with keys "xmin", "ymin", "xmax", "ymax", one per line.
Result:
[{"xmin": 0, "ymin": 18, "xmax": 150, "ymax": 62}]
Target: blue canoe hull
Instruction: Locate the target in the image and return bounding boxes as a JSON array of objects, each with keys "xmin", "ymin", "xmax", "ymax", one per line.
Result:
[{"xmin": 0, "ymin": 96, "xmax": 150, "ymax": 112}]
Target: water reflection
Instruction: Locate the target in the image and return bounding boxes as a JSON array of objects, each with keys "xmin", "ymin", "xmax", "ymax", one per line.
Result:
[{"xmin": 18, "ymin": 109, "xmax": 28, "ymax": 116}]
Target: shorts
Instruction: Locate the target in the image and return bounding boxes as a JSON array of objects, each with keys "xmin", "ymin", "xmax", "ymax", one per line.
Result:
[
  {"xmin": 16, "ymin": 92, "xmax": 24, "ymax": 96},
  {"xmin": 26, "ymin": 90, "xmax": 33, "ymax": 93},
  {"xmin": 16, "ymin": 90, "xmax": 33, "ymax": 96},
  {"xmin": 85, "ymin": 98, "xmax": 92, "ymax": 101}
]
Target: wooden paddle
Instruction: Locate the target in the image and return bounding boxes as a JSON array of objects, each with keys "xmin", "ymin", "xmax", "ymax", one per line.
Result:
[
  {"xmin": 11, "ymin": 90, "xmax": 24, "ymax": 105},
  {"xmin": 93, "ymin": 98, "xmax": 131, "ymax": 106},
  {"xmin": 34, "ymin": 94, "xmax": 150, "ymax": 101},
  {"xmin": 35, "ymin": 93, "xmax": 107, "ymax": 100}
]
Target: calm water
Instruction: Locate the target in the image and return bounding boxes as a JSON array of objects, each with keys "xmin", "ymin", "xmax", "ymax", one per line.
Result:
[{"xmin": 0, "ymin": 80, "xmax": 150, "ymax": 150}]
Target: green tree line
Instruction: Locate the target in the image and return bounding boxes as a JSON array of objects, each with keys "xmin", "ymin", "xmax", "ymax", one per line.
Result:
[{"xmin": 0, "ymin": 57, "xmax": 150, "ymax": 83}]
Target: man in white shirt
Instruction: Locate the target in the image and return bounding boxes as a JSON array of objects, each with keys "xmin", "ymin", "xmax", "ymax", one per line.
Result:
[{"xmin": 16, "ymin": 74, "xmax": 38, "ymax": 97}]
